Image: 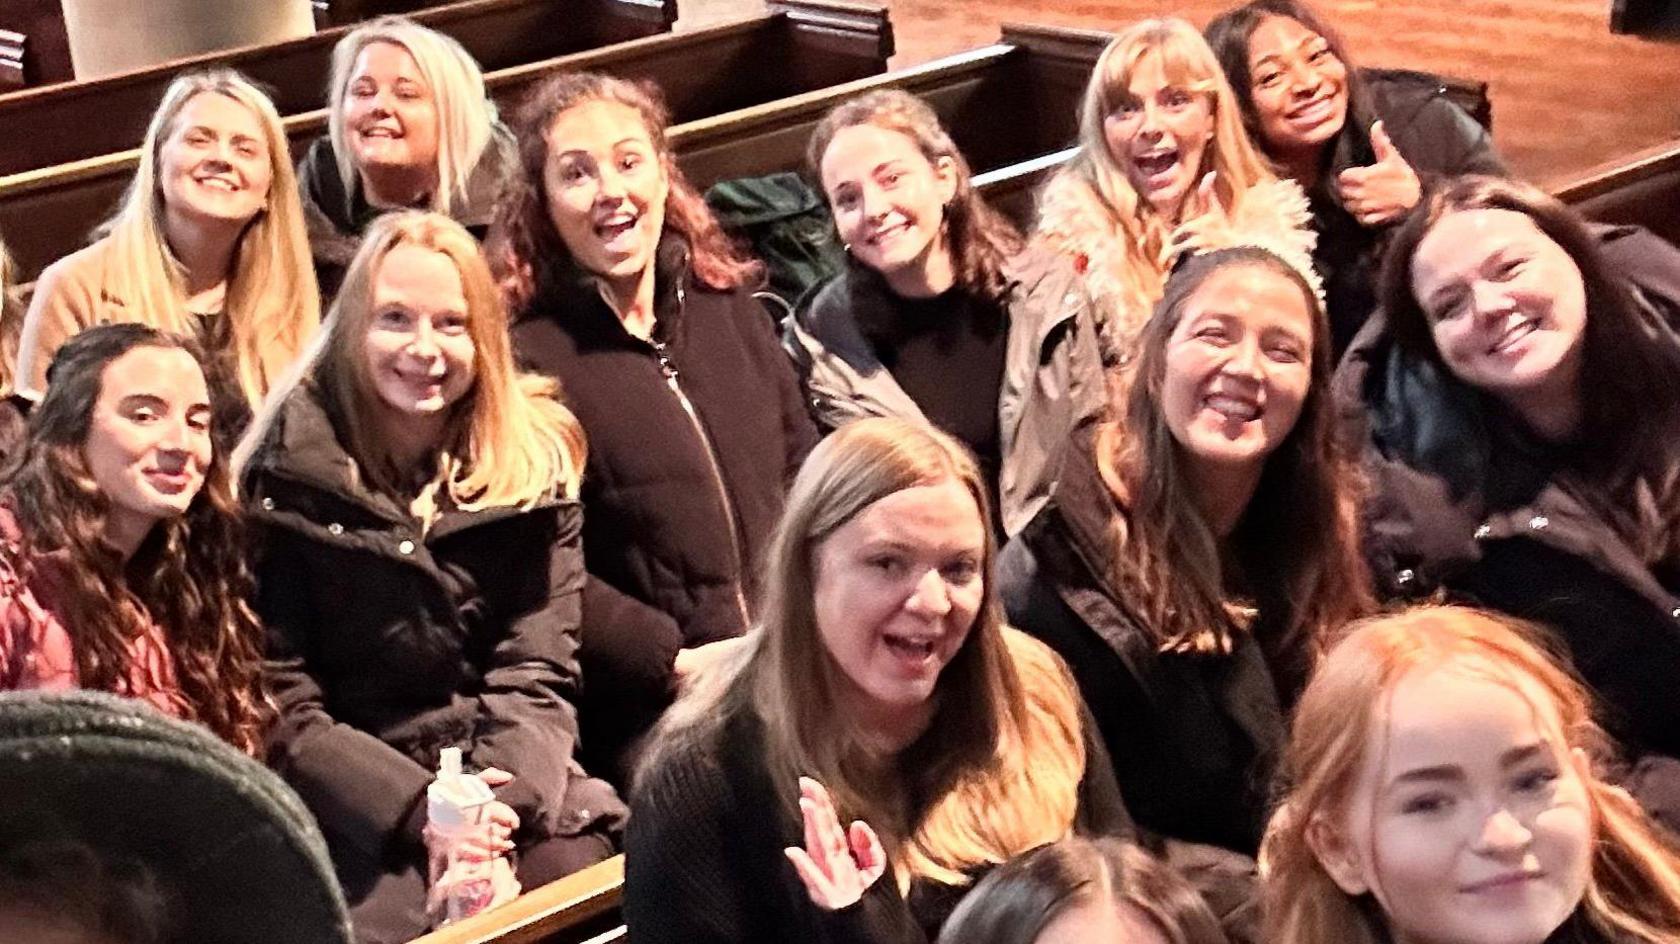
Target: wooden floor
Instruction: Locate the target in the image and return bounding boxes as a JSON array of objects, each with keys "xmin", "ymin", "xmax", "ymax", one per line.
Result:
[{"xmin": 678, "ymin": 0, "xmax": 1680, "ymax": 188}]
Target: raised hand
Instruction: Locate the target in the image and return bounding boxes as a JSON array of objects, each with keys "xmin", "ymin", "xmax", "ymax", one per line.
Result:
[
  {"xmin": 783, "ymin": 776, "xmax": 887, "ymax": 911},
  {"xmin": 1335, "ymin": 120, "xmax": 1421, "ymax": 227},
  {"xmin": 1166, "ymin": 171, "xmax": 1235, "ymax": 265}
]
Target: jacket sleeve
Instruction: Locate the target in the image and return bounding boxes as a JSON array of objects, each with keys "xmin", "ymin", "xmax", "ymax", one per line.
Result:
[
  {"xmin": 744, "ymin": 288, "xmax": 820, "ymax": 481},
  {"xmin": 579, "ymin": 572, "xmax": 685, "ymax": 702},
  {"xmin": 1403, "ymin": 94, "xmax": 1508, "ymax": 181},
  {"xmin": 257, "ymin": 528, "xmax": 435, "ymax": 861},
  {"xmin": 15, "ymin": 258, "xmax": 97, "ymax": 400},
  {"xmin": 468, "ymin": 511, "xmax": 593, "ymax": 839}
]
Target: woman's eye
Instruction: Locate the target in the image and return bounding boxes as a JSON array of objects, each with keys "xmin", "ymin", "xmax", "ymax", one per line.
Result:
[
  {"xmin": 941, "ymin": 560, "xmax": 981, "ymax": 584},
  {"xmin": 1401, "ymin": 793, "xmax": 1453, "ymax": 816},
  {"xmin": 188, "ymin": 413, "xmax": 212, "ymax": 433},
  {"xmin": 1493, "ymin": 259, "xmax": 1525, "ymax": 280},
  {"xmin": 869, "ymin": 556, "xmax": 906, "ymax": 576},
  {"xmin": 1309, "ymin": 47, "xmax": 1332, "ymax": 63},
  {"xmin": 1513, "ymin": 768, "xmax": 1560, "ymax": 795},
  {"xmin": 1163, "ymin": 89, "xmax": 1193, "ymax": 109},
  {"xmin": 1266, "ymin": 345, "xmax": 1304, "ymax": 364},
  {"xmin": 1112, "ymin": 99, "xmax": 1143, "ymax": 118},
  {"xmin": 1196, "ymin": 326, "xmax": 1230, "ymax": 344},
  {"xmin": 1255, "ymin": 71, "xmax": 1283, "ymax": 90},
  {"xmin": 376, "ymin": 309, "xmax": 411, "ymax": 328},
  {"xmin": 883, "ymin": 171, "xmax": 903, "ymax": 187},
  {"xmin": 437, "ymin": 315, "xmax": 469, "ymax": 334}
]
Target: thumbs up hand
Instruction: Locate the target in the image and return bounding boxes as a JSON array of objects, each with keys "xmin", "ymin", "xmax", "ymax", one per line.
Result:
[
  {"xmin": 1335, "ymin": 120, "xmax": 1421, "ymax": 227},
  {"xmin": 1165, "ymin": 171, "xmax": 1235, "ymax": 266}
]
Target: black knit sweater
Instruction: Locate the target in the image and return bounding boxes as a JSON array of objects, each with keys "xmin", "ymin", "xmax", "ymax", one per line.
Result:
[{"xmin": 623, "ymin": 705, "xmax": 1129, "ymax": 943}]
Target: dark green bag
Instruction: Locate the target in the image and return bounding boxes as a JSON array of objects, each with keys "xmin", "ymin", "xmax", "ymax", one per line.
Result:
[{"xmin": 705, "ymin": 172, "xmax": 846, "ymax": 309}]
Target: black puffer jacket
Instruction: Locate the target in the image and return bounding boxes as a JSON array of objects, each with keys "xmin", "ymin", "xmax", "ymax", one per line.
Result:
[
  {"xmin": 996, "ymin": 431, "xmax": 1288, "ymax": 856},
  {"xmin": 1337, "ymin": 224, "xmax": 1680, "ymax": 758},
  {"xmin": 295, "ymin": 135, "xmax": 509, "ymax": 300},
  {"xmin": 246, "ymin": 383, "xmax": 626, "ymax": 868},
  {"xmin": 1313, "ymin": 69, "xmax": 1509, "ymax": 354},
  {"xmin": 511, "ymin": 237, "xmax": 817, "ymax": 783}
]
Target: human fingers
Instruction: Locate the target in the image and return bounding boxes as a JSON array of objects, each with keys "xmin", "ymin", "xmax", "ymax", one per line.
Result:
[
  {"xmin": 848, "ymin": 820, "xmax": 887, "ymax": 885},
  {"xmin": 1370, "ymin": 119, "xmax": 1398, "ymax": 164},
  {"xmin": 784, "ymin": 846, "xmax": 840, "ymax": 909},
  {"xmin": 477, "ymin": 767, "xmax": 515, "ymax": 788}
]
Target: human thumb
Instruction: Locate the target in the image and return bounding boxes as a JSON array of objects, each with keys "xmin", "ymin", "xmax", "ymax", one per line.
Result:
[{"xmin": 1370, "ymin": 119, "xmax": 1398, "ymax": 164}]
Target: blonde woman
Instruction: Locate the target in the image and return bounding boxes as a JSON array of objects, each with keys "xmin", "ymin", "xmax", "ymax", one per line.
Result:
[
  {"xmin": 1264, "ymin": 605, "xmax": 1680, "ymax": 944},
  {"xmin": 239, "ymin": 212, "xmax": 624, "ymax": 942},
  {"xmin": 625, "ymin": 417, "xmax": 1129, "ymax": 943},
  {"xmin": 1035, "ymin": 18, "xmax": 1312, "ymax": 368},
  {"xmin": 299, "ymin": 16, "xmax": 512, "ymax": 297},
  {"xmin": 17, "ymin": 69, "xmax": 320, "ymax": 443}
]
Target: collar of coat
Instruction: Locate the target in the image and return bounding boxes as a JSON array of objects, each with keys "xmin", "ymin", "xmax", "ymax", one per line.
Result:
[
  {"xmin": 243, "ymin": 381, "xmax": 562, "ymax": 538},
  {"xmin": 523, "ymin": 232, "xmax": 695, "ymax": 345}
]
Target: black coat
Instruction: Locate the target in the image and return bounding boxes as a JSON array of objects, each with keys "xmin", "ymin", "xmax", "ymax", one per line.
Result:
[
  {"xmin": 511, "ymin": 238, "xmax": 818, "ymax": 783},
  {"xmin": 623, "ymin": 694, "xmax": 1131, "ymax": 944},
  {"xmin": 1337, "ymin": 224, "xmax": 1680, "ymax": 758},
  {"xmin": 246, "ymin": 384, "xmax": 626, "ymax": 871},
  {"xmin": 996, "ymin": 434, "xmax": 1287, "ymax": 856},
  {"xmin": 295, "ymin": 136, "xmax": 507, "ymax": 300},
  {"xmin": 1313, "ymin": 69, "xmax": 1509, "ymax": 355}
]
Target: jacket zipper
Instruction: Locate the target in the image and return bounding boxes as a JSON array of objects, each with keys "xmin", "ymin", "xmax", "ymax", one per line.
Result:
[{"xmin": 649, "ymin": 286, "xmax": 753, "ymax": 631}]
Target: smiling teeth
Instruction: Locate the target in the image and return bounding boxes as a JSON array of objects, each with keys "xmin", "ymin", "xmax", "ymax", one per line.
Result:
[{"xmin": 1206, "ymin": 395, "xmax": 1260, "ymax": 421}]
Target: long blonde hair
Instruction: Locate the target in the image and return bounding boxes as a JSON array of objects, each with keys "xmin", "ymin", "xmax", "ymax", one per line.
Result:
[
  {"xmin": 101, "ymin": 69, "xmax": 320, "ymax": 410},
  {"xmin": 1265, "ymin": 605, "xmax": 1680, "ymax": 944},
  {"xmin": 328, "ymin": 16, "xmax": 507, "ymax": 215},
  {"xmin": 643, "ymin": 418, "xmax": 1086, "ymax": 887},
  {"xmin": 238, "ymin": 211, "xmax": 583, "ymax": 509},
  {"xmin": 1036, "ymin": 18, "xmax": 1301, "ymax": 355}
]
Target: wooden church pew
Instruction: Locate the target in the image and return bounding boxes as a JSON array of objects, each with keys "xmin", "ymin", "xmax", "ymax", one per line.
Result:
[
  {"xmin": 406, "ymin": 855, "xmax": 625, "ymax": 944},
  {"xmin": 1554, "ymin": 138, "xmax": 1680, "ymax": 248},
  {"xmin": 0, "ymin": 0, "xmax": 893, "ymax": 279},
  {"xmin": 0, "ymin": 0, "xmax": 678, "ymax": 177},
  {"xmin": 668, "ymin": 21, "xmax": 1110, "ymax": 190}
]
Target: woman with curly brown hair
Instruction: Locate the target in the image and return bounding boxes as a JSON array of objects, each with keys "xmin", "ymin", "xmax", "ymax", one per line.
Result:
[
  {"xmin": 0, "ymin": 323, "xmax": 266, "ymax": 755},
  {"xmin": 488, "ymin": 72, "xmax": 817, "ymax": 786}
]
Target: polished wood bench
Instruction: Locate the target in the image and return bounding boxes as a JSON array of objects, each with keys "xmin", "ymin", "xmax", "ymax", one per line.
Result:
[
  {"xmin": 668, "ymin": 21, "xmax": 1109, "ymax": 192},
  {"xmin": 0, "ymin": 0, "xmax": 893, "ymax": 279},
  {"xmin": 406, "ymin": 855, "xmax": 624, "ymax": 944},
  {"xmin": 1552, "ymin": 138, "xmax": 1680, "ymax": 247},
  {"xmin": 0, "ymin": 0, "xmax": 677, "ymax": 177}
]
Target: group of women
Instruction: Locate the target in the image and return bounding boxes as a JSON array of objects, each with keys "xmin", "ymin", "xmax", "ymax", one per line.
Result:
[{"xmin": 0, "ymin": 0, "xmax": 1677, "ymax": 942}]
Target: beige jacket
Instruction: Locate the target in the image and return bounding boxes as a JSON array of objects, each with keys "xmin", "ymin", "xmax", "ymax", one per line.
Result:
[{"xmin": 15, "ymin": 240, "xmax": 134, "ymax": 400}]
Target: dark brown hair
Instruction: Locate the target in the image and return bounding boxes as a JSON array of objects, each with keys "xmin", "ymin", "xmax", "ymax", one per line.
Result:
[
  {"xmin": 1379, "ymin": 174, "xmax": 1680, "ymax": 502},
  {"xmin": 938, "ymin": 837, "xmax": 1229, "ymax": 944},
  {"xmin": 806, "ymin": 89, "xmax": 1023, "ymax": 304},
  {"xmin": 488, "ymin": 71, "xmax": 760, "ymax": 311},
  {"xmin": 1, "ymin": 324, "xmax": 267, "ymax": 753},
  {"xmin": 1099, "ymin": 247, "xmax": 1372, "ymax": 691},
  {"xmin": 1203, "ymin": 0, "xmax": 1376, "ymax": 175}
]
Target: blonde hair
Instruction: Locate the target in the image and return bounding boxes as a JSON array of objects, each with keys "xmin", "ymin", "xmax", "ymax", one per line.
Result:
[
  {"xmin": 102, "ymin": 69, "xmax": 320, "ymax": 410},
  {"xmin": 1036, "ymin": 18, "xmax": 1294, "ymax": 354},
  {"xmin": 0, "ymin": 238, "xmax": 15, "ymax": 395},
  {"xmin": 644, "ymin": 418, "xmax": 1087, "ymax": 888},
  {"xmin": 238, "ymin": 211, "xmax": 584, "ymax": 509},
  {"xmin": 328, "ymin": 16, "xmax": 506, "ymax": 215},
  {"xmin": 1265, "ymin": 605, "xmax": 1680, "ymax": 944}
]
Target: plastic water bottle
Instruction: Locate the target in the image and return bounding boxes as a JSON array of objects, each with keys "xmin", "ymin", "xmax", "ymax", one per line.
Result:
[{"xmin": 427, "ymin": 747, "xmax": 499, "ymax": 925}]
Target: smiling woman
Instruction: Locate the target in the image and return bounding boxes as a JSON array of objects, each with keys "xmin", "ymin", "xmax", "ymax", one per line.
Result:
[
  {"xmin": 488, "ymin": 72, "xmax": 817, "ymax": 788},
  {"xmin": 1336, "ymin": 174, "xmax": 1680, "ymax": 760},
  {"xmin": 1034, "ymin": 18, "xmax": 1313, "ymax": 373},
  {"xmin": 0, "ymin": 323, "xmax": 267, "ymax": 755},
  {"xmin": 624, "ymin": 417, "xmax": 1129, "ymax": 943},
  {"xmin": 299, "ymin": 16, "xmax": 512, "ymax": 300},
  {"xmin": 787, "ymin": 90, "xmax": 1107, "ymax": 538},
  {"xmin": 997, "ymin": 247, "xmax": 1371, "ymax": 874},
  {"xmin": 237, "ymin": 211, "xmax": 624, "ymax": 942},
  {"xmin": 16, "ymin": 69, "xmax": 320, "ymax": 445}
]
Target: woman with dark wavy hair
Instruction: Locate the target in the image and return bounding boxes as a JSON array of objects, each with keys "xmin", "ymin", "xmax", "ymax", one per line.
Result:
[
  {"xmin": 1204, "ymin": 0, "xmax": 1508, "ymax": 353},
  {"xmin": 0, "ymin": 323, "xmax": 266, "ymax": 754},
  {"xmin": 1339, "ymin": 173, "xmax": 1680, "ymax": 759},
  {"xmin": 488, "ymin": 72, "xmax": 817, "ymax": 786},
  {"xmin": 998, "ymin": 247, "xmax": 1372, "ymax": 864}
]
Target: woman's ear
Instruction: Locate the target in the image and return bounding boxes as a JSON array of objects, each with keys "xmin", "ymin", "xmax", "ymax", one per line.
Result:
[
  {"xmin": 934, "ymin": 155, "xmax": 958, "ymax": 206},
  {"xmin": 1306, "ymin": 812, "xmax": 1372, "ymax": 896}
]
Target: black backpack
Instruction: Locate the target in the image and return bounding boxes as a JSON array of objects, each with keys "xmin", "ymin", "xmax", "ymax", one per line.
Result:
[{"xmin": 705, "ymin": 172, "xmax": 846, "ymax": 310}]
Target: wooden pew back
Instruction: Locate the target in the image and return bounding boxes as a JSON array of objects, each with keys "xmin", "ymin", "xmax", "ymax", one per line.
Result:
[
  {"xmin": 0, "ymin": 0, "xmax": 677, "ymax": 177},
  {"xmin": 0, "ymin": 0, "xmax": 892, "ymax": 280}
]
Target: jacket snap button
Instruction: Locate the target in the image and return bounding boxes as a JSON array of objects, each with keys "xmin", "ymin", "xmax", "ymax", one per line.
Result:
[
  {"xmin": 1528, "ymin": 515, "xmax": 1550, "ymax": 531},
  {"xmin": 1474, "ymin": 524, "xmax": 1492, "ymax": 540},
  {"xmin": 327, "ymin": 523, "xmax": 344, "ymax": 536},
  {"xmin": 398, "ymin": 539, "xmax": 415, "ymax": 555},
  {"xmin": 1396, "ymin": 568, "xmax": 1415, "ymax": 585},
  {"xmin": 1672, "ymin": 606, "xmax": 1680, "ymax": 620},
  {"xmin": 260, "ymin": 497, "xmax": 274, "ymax": 511}
]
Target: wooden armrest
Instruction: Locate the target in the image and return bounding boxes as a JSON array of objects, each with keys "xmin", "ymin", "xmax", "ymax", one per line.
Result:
[{"xmin": 407, "ymin": 855, "xmax": 625, "ymax": 944}]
